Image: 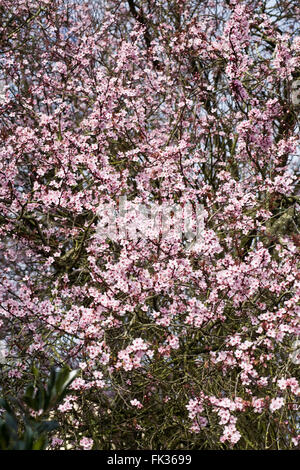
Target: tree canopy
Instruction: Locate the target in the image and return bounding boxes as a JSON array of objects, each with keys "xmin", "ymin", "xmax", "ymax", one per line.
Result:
[{"xmin": 0, "ymin": 0, "xmax": 299, "ymax": 450}]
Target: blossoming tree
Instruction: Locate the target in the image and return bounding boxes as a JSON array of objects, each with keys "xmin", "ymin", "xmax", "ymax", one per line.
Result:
[{"xmin": 0, "ymin": 0, "xmax": 299, "ymax": 449}]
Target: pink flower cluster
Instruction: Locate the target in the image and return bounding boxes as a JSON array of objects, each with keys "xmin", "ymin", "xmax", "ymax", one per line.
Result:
[{"xmin": 116, "ymin": 338, "xmax": 153, "ymax": 371}]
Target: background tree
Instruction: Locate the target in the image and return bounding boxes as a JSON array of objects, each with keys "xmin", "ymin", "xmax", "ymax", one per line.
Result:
[{"xmin": 0, "ymin": 0, "xmax": 299, "ymax": 449}]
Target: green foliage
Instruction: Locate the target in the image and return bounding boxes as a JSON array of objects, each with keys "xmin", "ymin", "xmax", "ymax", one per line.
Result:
[{"xmin": 0, "ymin": 367, "xmax": 79, "ymax": 450}]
